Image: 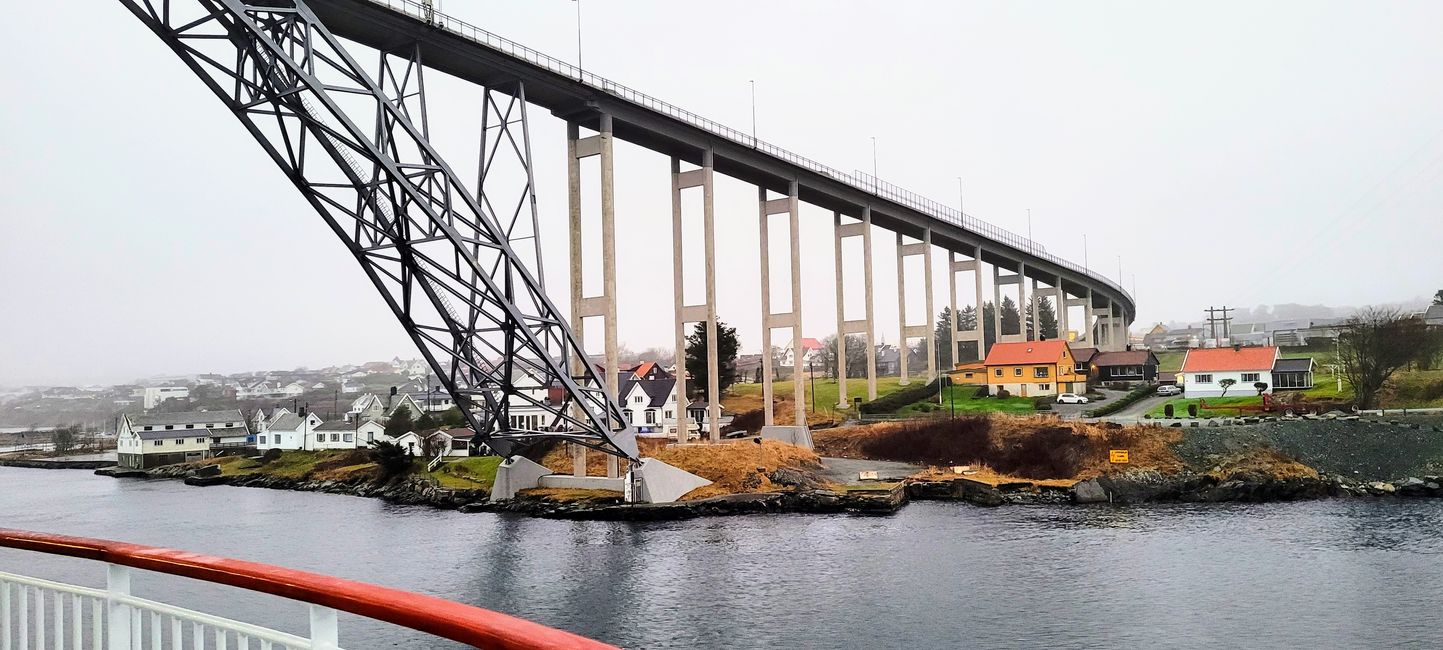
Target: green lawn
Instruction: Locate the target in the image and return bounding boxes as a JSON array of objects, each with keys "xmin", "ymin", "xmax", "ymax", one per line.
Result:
[
  {"xmin": 1154, "ymin": 351, "xmax": 1187, "ymax": 374},
  {"xmin": 428, "ymin": 455, "xmax": 502, "ymax": 489},
  {"xmin": 728, "ymin": 376, "xmax": 911, "ymax": 417},
  {"xmin": 899, "ymin": 384, "xmax": 1037, "ymax": 415},
  {"xmin": 1147, "ymin": 396, "xmax": 1264, "ymax": 418}
]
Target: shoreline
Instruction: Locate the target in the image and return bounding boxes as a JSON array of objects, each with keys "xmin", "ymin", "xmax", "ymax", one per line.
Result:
[{"xmin": 66, "ymin": 462, "xmax": 1443, "ymax": 521}]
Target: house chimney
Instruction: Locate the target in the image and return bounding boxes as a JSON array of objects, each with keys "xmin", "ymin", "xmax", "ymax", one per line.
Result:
[
  {"xmin": 390, "ymin": 386, "xmax": 398, "ymax": 396},
  {"xmin": 1126, "ymin": 344, "xmax": 1132, "ymax": 351},
  {"xmin": 1233, "ymin": 343, "xmax": 1242, "ymax": 352}
]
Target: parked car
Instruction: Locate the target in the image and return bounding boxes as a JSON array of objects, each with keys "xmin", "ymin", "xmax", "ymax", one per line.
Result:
[
  {"xmin": 1055, "ymin": 393, "xmax": 1089, "ymax": 404},
  {"xmin": 1156, "ymin": 385, "xmax": 1183, "ymax": 396}
]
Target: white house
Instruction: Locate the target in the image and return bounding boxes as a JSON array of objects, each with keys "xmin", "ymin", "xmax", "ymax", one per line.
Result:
[
  {"xmin": 780, "ymin": 338, "xmax": 826, "ymax": 368},
  {"xmin": 116, "ymin": 409, "xmax": 247, "ymax": 469},
  {"xmin": 311, "ymin": 419, "xmax": 384, "ymax": 449},
  {"xmin": 393, "ymin": 427, "xmax": 472, "ymax": 458},
  {"xmin": 1180, "ymin": 346, "xmax": 1280, "ymax": 398},
  {"xmin": 618, "ymin": 372, "xmax": 698, "ymax": 439},
  {"xmin": 256, "ymin": 410, "xmax": 324, "ymax": 450},
  {"xmin": 142, "ymin": 386, "xmax": 190, "ymax": 410}
]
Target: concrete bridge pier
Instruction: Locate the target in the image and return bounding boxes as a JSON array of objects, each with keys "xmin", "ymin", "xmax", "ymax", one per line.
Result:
[
  {"xmin": 759, "ymin": 181, "xmax": 805, "ymax": 427},
  {"xmin": 895, "ymin": 229, "xmax": 935, "ymax": 385},
  {"xmin": 993, "ymin": 261, "xmax": 1028, "ymax": 343},
  {"xmin": 1053, "ymin": 276, "xmax": 1068, "ymax": 342},
  {"xmin": 833, "ymin": 209, "xmax": 878, "ymax": 406},
  {"xmin": 670, "ymin": 150, "xmax": 721, "ymax": 443},
  {"xmin": 946, "ymin": 244, "xmax": 985, "ymax": 364},
  {"xmin": 567, "ymin": 116, "xmax": 620, "ymax": 477}
]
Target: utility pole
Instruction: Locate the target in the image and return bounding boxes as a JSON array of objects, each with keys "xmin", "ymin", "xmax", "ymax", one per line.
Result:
[{"xmin": 1205, "ymin": 306, "xmax": 1234, "ymax": 344}]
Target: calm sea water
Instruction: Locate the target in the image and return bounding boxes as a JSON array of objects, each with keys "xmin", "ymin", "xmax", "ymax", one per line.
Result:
[{"xmin": 3, "ymin": 467, "xmax": 1443, "ymax": 649}]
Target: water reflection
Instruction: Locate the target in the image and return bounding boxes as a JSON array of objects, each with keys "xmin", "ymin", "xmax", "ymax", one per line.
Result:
[{"xmin": 4, "ymin": 469, "xmax": 1443, "ymax": 648}]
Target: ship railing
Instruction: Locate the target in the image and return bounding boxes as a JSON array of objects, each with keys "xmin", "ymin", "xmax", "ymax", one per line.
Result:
[{"xmin": 0, "ymin": 528, "xmax": 616, "ymax": 649}]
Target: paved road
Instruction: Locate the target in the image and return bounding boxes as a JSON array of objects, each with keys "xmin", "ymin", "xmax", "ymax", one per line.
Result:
[
  {"xmin": 1098, "ymin": 393, "xmax": 1172, "ymax": 422},
  {"xmin": 819, "ymin": 457, "xmax": 923, "ymax": 484}
]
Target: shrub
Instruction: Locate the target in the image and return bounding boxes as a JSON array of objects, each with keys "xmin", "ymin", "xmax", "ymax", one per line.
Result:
[
  {"xmin": 857, "ymin": 416, "xmax": 992, "ymax": 465},
  {"xmin": 1083, "ymin": 383, "xmax": 1155, "ymax": 417},
  {"xmin": 1164, "ymin": 403, "xmax": 1175, "ymax": 418},
  {"xmin": 259, "ymin": 448, "xmax": 283, "ymax": 464},
  {"xmin": 369, "ymin": 440, "xmax": 413, "ymax": 477},
  {"xmin": 996, "ymin": 388, "xmax": 1011, "ymax": 399},
  {"xmin": 1422, "ymin": 379, "xmax": 1443, "ymax": 402},
  {"xmin": 1032, "ymin": 396, "xmax": 1054, "ymax": 411},
  {"xmin": 1187, "ymin": 403, "xmax": 1198, "ymax": 418},
  {"xmin": 992, "ymin": 427, "xmax": 1090, "ymax": 479},
  {"xmin": 973, "ymin": 385, "xmax": 990, "ymax": 398},
  {"xmin": 859, "ymin": 378, "xmax": 944, "ymax": 414}
]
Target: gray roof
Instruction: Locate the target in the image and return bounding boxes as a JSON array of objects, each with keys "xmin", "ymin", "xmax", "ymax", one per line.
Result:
[
  {"xmin": 134, "ymin": 425, "xmax": 245, "ymax": 441},
  {"xmin": 269, "ymin": 413, "xmax": 305, "ymax": 431},
  {"xmin": 131, "ymin": 410, "xmax": 243, "ymax": 428},
  {"xmin": 1273, "ymin": 358, "xmax": 1314, "ymax": 373},
  {"xmin": 620, "ymin": 376, "xmax": 675, "ymax": 408}
]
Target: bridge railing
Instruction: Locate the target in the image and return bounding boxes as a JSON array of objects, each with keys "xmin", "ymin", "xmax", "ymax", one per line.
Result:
[
  {"xmin": 360, "ymin": 0, "xmax": 1131, "ymax": 305},
  {"xmin": 0, "ymin": 528, "xmax": 617, "ymax": 649}
]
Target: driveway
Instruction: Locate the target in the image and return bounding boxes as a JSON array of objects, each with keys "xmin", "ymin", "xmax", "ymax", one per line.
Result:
[
  {"xmin": 1096, "ymin": 393, "xmax": 1172, "ymax": 422},
  {"xmin": 819, "ymin": 457, "xmax": 923, "ymax": 484}
]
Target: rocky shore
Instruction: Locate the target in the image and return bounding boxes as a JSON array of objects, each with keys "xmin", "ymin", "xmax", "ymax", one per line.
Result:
[{"xmin": 96, "ymin": 465, "xmax": 486, "ymax": 509}]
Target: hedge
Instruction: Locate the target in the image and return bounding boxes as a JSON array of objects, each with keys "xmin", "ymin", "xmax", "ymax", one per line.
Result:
[
  {"xmin": 1083, "ymin": 383, "xmax": 1156, "ymax": 417},
  {"xmin": 860, "ymin": 378, "xmax": 947, "ymax": 414}
]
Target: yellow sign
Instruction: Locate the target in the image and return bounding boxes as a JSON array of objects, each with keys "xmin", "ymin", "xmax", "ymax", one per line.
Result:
[{"xmin": 1109, "ymin": 450, "xmax": 1130, "ymax": 464}]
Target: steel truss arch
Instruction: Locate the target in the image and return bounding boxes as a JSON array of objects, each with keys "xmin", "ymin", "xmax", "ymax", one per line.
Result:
[{"xmin": 115, "ymin": 0, "xmax": 638, "ymax": 459}]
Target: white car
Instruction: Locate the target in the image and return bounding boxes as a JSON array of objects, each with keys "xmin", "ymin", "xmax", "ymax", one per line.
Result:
[
  {"xmin": 1156, "ymin": 385, "xmax": 1183, "ymax": 396},
  {"xmin": 1055, "ymin": 393, "xmax": 1089, "ymax": 404}
]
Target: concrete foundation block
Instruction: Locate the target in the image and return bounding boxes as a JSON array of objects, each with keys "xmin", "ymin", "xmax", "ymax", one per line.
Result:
[
  {"xmin": 759, "ymin": 425, "xmax": 814, "ymax": 449},
  {"xmin": 538, "ymin": 475, "xmax": 627, "ymax": 492},
  {"xmin": 635, "ymin": 458, "xmax": 711, "ymax": 503},
  {"xmin": 490, "ymin": 455, "xmax": 553, "ymax": 502}
]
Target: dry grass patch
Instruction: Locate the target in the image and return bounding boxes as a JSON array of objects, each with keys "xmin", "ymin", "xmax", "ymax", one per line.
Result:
[
  {"xmin": 516, "ymin": 487, "xmax": 623, "ymax": 503},
  {"xmin": 1208, "ymin": 447, "xmax": 1319, "ymax": 481},
  {"xmin": 535, "ymin": 437, "xmax": 825, "ymax": 501}
]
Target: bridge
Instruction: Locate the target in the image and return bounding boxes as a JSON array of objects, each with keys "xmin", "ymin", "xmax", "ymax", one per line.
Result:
[{"xmin": 113, "ymin": 0, "xmax": 1134, "ymax": 485}]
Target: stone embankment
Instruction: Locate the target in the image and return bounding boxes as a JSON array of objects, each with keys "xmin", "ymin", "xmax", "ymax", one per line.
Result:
[{"xmin": 96, "ymin": 465, "xmax": 485, "ymax": 509}]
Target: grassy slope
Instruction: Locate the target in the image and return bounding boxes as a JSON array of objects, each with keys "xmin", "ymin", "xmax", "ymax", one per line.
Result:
[
  {"xmin": 899, "ymin": 384, "xmax": 1036, "ymax": 415},
  {"xmin": 206, "ymin": 450, "xmax": 501, "ymax": 489}
]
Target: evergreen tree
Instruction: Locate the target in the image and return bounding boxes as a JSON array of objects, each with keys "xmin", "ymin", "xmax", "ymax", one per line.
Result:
[
  {"xmin": 982, "ymin": 301, "xmax": 997, "ymax": 355},
  {"xmin": 415, "ymin": 412, "xmax": 437, "ymax": 431},
  {"xmin": 1024, "ymin": 296, "xmax": 1060, "ymax": 340},
  {"xmin": 686, "ymin": 319, "xmax": 740, "ymax": 395},
  {"xmin": 1000, "ymin": 296, "xmax": 1021, "ymax": 337},
  {"xmin": 933, "ymin": 306, "xmax": 955, "ymax": 368},
  {"xmin": 385, "ymin": 405, "xmax": 414, "ymax": 438}
]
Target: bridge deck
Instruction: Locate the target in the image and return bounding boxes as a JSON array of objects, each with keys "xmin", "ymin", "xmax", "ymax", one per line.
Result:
[{"xmin": 304, "ymin": 0, "xmax": 1133, "ymax": 320}]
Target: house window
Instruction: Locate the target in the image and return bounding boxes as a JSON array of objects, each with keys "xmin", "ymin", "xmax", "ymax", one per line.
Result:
[
  {"xmin": 153, "ymin": 440, "xmax": 163, "ymax": 446},
  {"xmin": 1195, "ymin": 374, "xmax": 1213, "ymax": 383},
  {"xmin": 994, "ymin": 369, "xmax": 1003, "ymax": 377},
  {"xmin": 1034, "ymin": 367, "xmax": 1049, "ymax": 378},
  {"xmin": 143, "ymin": 426, "xmax": 152, "ymax": 431},
  {"xmin": 367, "ymin": 432, "xmax": 375, "ymax": 443},
  {"xmin": 1014, "ymin": 368, "xmax": 1023, "ymax": 377},
  {"xmin": 344, "ymin": 434, "xmax": 353, "ymax": 443},
  {"xmin": 1073, "ymin": 365, "xmax": 1087, "ymax": 374},
  {"xmin": 331, "ymin": 433, "xmax": 340, "ymax": 442},
  {"xmin": 1241, "ymin": 373, "xmax": 1260, "ymax": 383},
  {"xmin": 1039, "ymin": 384, "xmax": 1051, "ymax": 391},
  {"xmin": 185, "ymin": 424, "xmax": 194, "ymax": 429},
  {"xmin": 645, "ymin": 410, "xmax": 656, "ymax": 424},
  {"xmin": 195, "ymin": 438, "xmax": 205, "ymax": 444},
  {"xmin": 1115, "ymin": 366, "xmax": 1143, "ymax": 377},
  {"xmin": 173, "ymin": 439, "xmax": 183, "ymax": 445},
  {"xmin": 165, "ymin": 425, "xmax": 174, "ymax": 430},
  {"xmin": 259, "ymin": 435, "xmax": 267, "ymax": 444},
  {"xmin": 665, "ymin": 410, "xmax": 673, "ymax": 419},
  {"xmin": 633, "ymin": 396, "xmax": 644, "ymax": 404}
]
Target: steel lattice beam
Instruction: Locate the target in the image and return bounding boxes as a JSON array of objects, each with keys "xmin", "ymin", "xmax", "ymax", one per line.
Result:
[{"xmin": 115, "ymin": 0, "xmax": 638, "ymax": 460}]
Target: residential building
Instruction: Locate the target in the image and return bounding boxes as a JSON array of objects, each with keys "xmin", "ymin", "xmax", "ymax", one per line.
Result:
[
  {"xmin": 617, "ymin": 368, "xmax": 696, "ymax": 438},
  {"xmin": 393, "ymin": 427, "xmax": 472, "ymax": 458},
  {"xmin": 948, "ymin": 361, "xmax": 986, "ymax": 385},
  {"xmin": 780, "ymin": 338, "xmax": 826, "ymax": 369},
  {"xmin": 1180, "ymin": 346, "xmax": 1280, "ymax": 397},
  {"xmin": 311, "ymin": 419, "xmax": 379, "ymax": 449},
  {"xmin": 504, "ymin": 367, "xmax": 560, "ymax": 432},
  {"xmin": 1090, "ymin": 350, "xmax": 1160, "ymax": 385},
  {"xmin": 1070, "ymin": 347, "xmax": 1099, "ymax": 376},
  {"xmin": 875, "ymin": 345, "xmax": 901, "ymax": 376},
  {"xmin": 142, "ymin": 386, "xmax": 190, "ymax": 410},
  {"xmin": 256, "ymin": 410, "xmax": 324, "ymax": 450},
  {"xmin": 982, "ymin": 341, "xmax": 1086, "ymax": 397},
  {"xmin": 116, "ymin": 410, "xmax": 247, "ymax": 470},
  {"xmin": 1424, "ymin": 305, "xmax": 1443, "ymax": 328},
  {"xmin": 1271, "ymin": 357, "xmax": 1315, "ymax": 391}
]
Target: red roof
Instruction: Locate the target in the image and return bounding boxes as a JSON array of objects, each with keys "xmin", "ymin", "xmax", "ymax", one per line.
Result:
[
  {"xmin": 1181, "ymin": 346, "xmax": 1278, "ymax": 372},
  {"xmin": 800, "ymin": 338, "xmax": 824, "ymax": 350},
  {"xmin": 631, "ymin": 361, "xmax": 655, "ymax": 378},
  {"xmin": 983, "ymin": 340, "xmax": 1071, "ymax": 366}
]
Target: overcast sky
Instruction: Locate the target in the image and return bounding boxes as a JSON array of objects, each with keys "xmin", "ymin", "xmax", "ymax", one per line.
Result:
[{"xmin": 2, "ymin": 1, "xmax": 1440, "ymax": 387}]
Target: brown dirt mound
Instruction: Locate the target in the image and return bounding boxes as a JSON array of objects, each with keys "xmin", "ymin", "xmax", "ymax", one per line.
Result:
[
  {"xmin": 536, "ymin": 438, "xmax": 824, "ymax": 500},
  {"xmin": 1208, "ymin": 447, "xmax": 1318, "ymax": 481},
  {"xmin": 815, "ymin": 416, "xmax": 1184, "ymax": 481}
]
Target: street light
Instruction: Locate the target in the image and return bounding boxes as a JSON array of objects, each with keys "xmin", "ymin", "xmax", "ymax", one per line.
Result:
[
  {"xmin": 871, "ymin": 137, "xmax": 878, "ymax": 180},
  {"xmin": 749, "ymin": 80, "xmax": 757, "ymax": 144},
  {"xmin": 808, "ymin": 357, "xmax": 817, "ymax": 415},
  {"xmin": 572, "ymin": 0, "xmax": 582, "ymax": 71}
]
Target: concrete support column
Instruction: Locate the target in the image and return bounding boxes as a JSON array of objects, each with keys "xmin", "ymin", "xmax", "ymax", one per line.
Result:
[
  {"xmin": 567, "ymin": 116, "xmax": 619, "ymax": 477},
  {"xmin": 1029, "ymin": 278, "xmax": 1041, "ymax": 341},
  {"xmin": 895, "ymin": 229, "xmax": 935, "ymax": 384},
  {"xmin": 1054, "ymin": 278, "xmax": 1067, "ymax": 342},
  {"xmin": 991, "ymin": 263, "xmax": 1004, "ymax": 345},
  {"xmin": 947, "ymin": 245, "xmax": 985, "ymax": 364},
  {"xmin": 993, "ymin": 261, "xmax": 1027, "ymax": 343},
  {"xmin": 1084, "ymin": 288, "xmax": 1095, "ymax": 346},
  {"xmin": 759, "ymin": 181, "xmax": 805, "ymax": 427},
  {"xmin": 670, "ymin": 149, "xmax": 720, "ymax": 443},
  {"xmin": 1017, "ymin": 262, "xmax": 1028, "ymax": 342},
  {"xmin": 833, "ymin": 211, "xmax": 876, "ymax": 406}
]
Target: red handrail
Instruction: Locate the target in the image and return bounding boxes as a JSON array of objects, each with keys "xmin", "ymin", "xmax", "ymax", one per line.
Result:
[{"xmin": 0, "ymin": 528, "xmax": 617, "ymax": 650}]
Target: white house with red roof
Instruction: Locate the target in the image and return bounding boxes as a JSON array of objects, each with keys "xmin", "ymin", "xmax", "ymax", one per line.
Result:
[
  {"xmin": 1180, "ymin": 346, "xmax": 1280, "ymax": 397},
  {"xmin": 780, "ymin": 337, "xmax": 826, "ymax": 368}
]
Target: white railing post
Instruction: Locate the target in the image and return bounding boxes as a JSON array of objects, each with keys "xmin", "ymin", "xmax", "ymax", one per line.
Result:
[
  {"xmin": 308, "ymin": 605, "xmax": 338, "ymax": 650},
  {"xmin": 1, "ymin": 580, "xmax": 9, "ymax": 650},
  {"xmin": 106, "ymin": 564, "xmax": 132, "ymax": 650}
]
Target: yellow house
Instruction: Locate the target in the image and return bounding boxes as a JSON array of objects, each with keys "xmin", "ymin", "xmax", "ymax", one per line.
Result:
[
  {"xmin": 948, "ymin": 361, "xmax": 986, "ymax": 385},
  {"xmin": 982, "ymin": 340, "xmax": 1086, "ymax": 397}
]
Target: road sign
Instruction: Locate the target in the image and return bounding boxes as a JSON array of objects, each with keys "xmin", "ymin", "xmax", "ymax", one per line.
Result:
[{"xmin": 1109, "ymin": 450, "xmax": 1130, "ymax": 464}]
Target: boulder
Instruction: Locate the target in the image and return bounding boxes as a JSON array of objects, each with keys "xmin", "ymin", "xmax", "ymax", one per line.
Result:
[
  {"xmin": 1072, "ymin": 479, "xmax": 1109, "ymax": 504},
  {"xmin": 767, "ymin": 467, "xmax": 823, "ymax": 490},
  {"xmin": 187, "ymin": 464, "xmax": 221, "ymax": 478}
]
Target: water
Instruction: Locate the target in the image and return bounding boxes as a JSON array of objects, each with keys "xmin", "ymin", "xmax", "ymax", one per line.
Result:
[{"xmin": 3, "ymin": 468, "xmax": 1443, "ymax": 649}]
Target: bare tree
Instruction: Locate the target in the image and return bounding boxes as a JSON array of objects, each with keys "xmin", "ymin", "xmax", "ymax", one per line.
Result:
[
  {"xmin": 1217, "ymin": 378, "xmax": 1236, "ymax": 398},
  {"xmin": 1337, "ymin": 307, "xmax": 1434, "ymax": 409}
]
